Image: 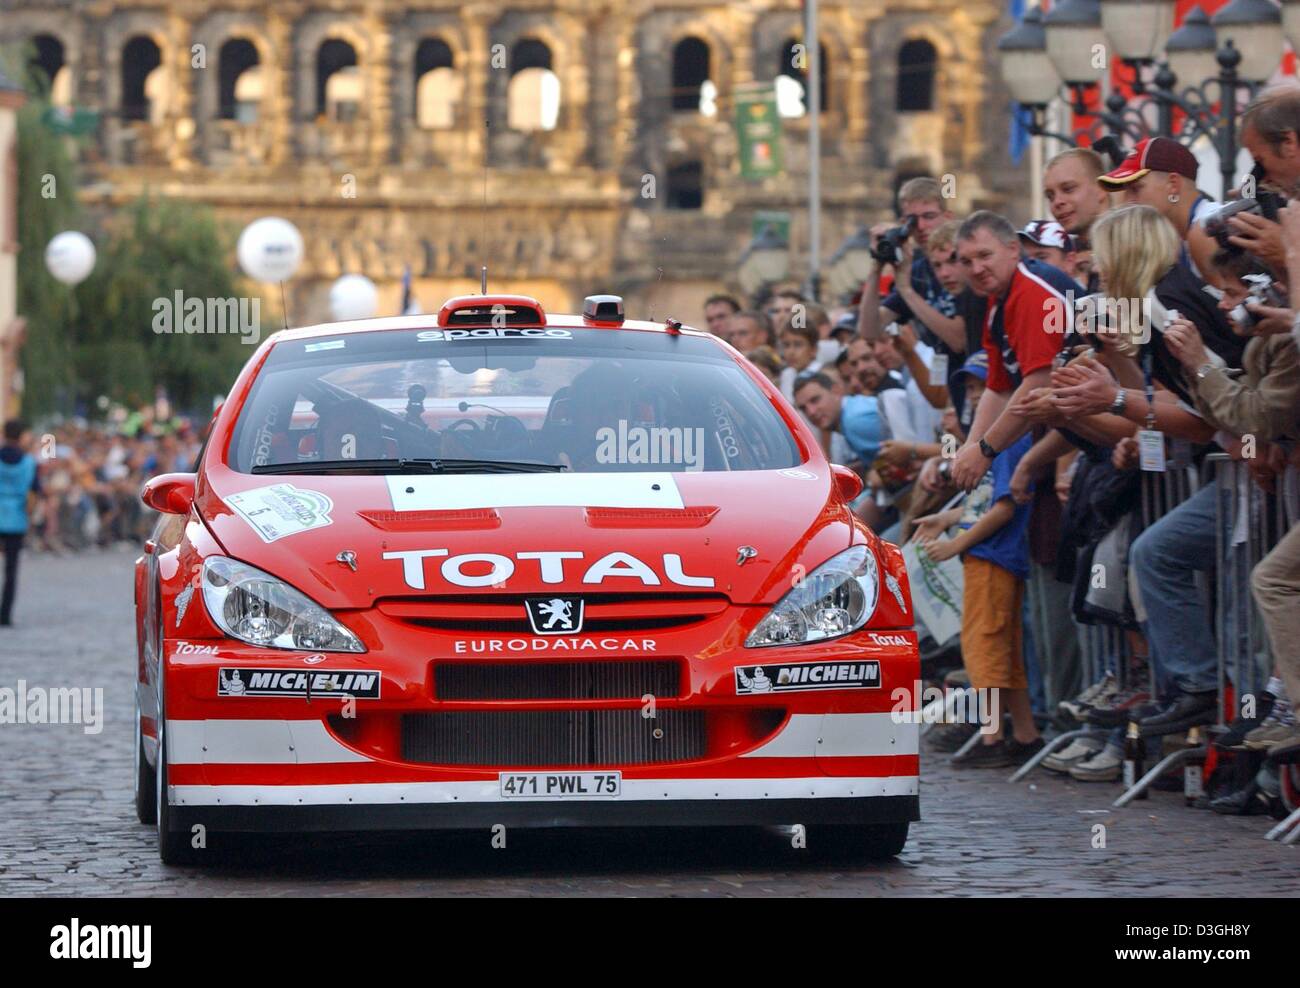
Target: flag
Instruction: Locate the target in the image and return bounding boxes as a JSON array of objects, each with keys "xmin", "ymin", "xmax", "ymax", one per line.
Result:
[{"xmin": 1008, "ymin": 0, "xmax": 1031, "ymax": 165}]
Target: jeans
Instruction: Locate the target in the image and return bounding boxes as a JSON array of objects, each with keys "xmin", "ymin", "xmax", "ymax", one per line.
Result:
[
  {"xmin": 1022, "ymin": 595, "xmax": 1046, "ymax": 717},
  {"xmin": 1, "ymin": 532, "xmax": 22, "ymax": 625},
  {"xmin": 1130, "ymin": 482, "xmax": 1218, "ymax": 694}
]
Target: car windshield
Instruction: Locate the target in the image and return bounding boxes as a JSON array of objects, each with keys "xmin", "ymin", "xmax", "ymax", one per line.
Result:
[{"xmin": 228, "ymin": 326, "xmax": 801, "ymax": 474}]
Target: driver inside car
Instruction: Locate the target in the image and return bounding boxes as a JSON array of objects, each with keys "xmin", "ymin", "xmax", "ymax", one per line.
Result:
[
  {"xmin": 554, "ymin": 362, "xmax": 638, "ymax": 471},
  {"xmin": 312, "ymin": 396, "xmax": 392, "ymax": 461}
]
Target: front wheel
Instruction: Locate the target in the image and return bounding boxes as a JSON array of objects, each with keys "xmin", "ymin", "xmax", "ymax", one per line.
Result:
[
  {"xmin": 134, "ymin": 695, "xmax": 156, "ymax": 825},
  {"xmin": 156, "ymin": 693, "xmax": 203, "ymax": 866},
  {"xmin": 806, "ymin": 822, "xmax": 910, "ymax": 861}
]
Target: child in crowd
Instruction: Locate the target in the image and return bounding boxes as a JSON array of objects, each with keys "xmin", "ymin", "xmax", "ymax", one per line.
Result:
[{"xmin": 911, "ymin": 355, "xmax": 1042, "ymax": 767}]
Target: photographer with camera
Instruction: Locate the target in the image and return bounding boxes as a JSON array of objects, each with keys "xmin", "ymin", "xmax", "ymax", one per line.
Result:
[
  {"xmin": 857, "ymin": 177, "xmax": 965, "ymax": 354},
  {"xmin": 1218, "ymin": 86, "xmax": 1300, "ymax": 275}
]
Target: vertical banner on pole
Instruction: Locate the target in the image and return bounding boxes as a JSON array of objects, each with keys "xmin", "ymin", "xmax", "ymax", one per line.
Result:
[{"xmin": 735, "ymin": 82, "xmax": 784, "ymax": 181}]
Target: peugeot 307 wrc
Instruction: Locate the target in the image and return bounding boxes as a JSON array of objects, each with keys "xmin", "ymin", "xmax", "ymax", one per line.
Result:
[{"xmin": 133, "ymin": 293, "xmax": 920, "ymax": 864}]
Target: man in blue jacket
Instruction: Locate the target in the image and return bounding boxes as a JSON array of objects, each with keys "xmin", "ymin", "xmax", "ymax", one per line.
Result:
[{"xmin": 0, "ymin": 420, "xmax": 40, "ymax": 627}]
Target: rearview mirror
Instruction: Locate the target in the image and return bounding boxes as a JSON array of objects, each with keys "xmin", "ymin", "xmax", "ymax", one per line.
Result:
[
  {"xmin": 830, "ymin": 464, "xmax": 864, "ymax": 503},
  {"xmin": 141, "ymin": 473, "xmax": 197, "ymax": 515}
]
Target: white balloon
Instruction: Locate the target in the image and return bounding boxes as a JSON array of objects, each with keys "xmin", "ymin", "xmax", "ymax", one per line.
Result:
[
  {"xmin": 237, "ymin": 217, "xmax": 304, "ymax": 283},
  {"xmin": 45, "ymin": 232, "xmax": 96, "ymax": 286},
  {"xmin": 329, "ymin": 274, "xmax": 378, "ymax": 321}
]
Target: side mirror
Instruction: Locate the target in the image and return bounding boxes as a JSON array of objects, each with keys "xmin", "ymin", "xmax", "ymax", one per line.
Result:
[
  {"xmin": 141, "ymin": 473, "xmax": 197, "ymax": 515},
  {"xmin": 830, "ymin": 464, "xmax": 864, "ymax": 503}
]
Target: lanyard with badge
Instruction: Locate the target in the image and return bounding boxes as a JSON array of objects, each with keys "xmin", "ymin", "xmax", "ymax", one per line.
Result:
[{"xmin": 1137, "ymin": 333, "xmax": 1166, "ymax": 473}]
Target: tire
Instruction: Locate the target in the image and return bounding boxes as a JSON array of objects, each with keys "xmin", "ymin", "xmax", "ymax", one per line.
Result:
[
  {"xmin": 134, "ymin": 695, "xmax": 156, "ymax": 825},
  {"xmin": 806, "ymin": 822, "xmax": 911, "ymax": 861},
  {"xmin": 156, "ymin": 679, "xmax": 203, "ymax": 866}
]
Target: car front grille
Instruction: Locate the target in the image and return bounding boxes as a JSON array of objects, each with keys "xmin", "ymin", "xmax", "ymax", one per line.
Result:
[
  {"xmin": 401, "ymin": 709, "xmax": 707, "ymax": 767},
  {"xmin": 434, "ymin": 661, "xmax": 682, "ymax": 700},
  {"xmin": 377, "ymin": 592, "xmax": 728, "ymax": 634}
]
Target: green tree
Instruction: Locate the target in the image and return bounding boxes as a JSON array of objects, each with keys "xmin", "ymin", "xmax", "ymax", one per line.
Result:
[
  {"xmin": 14, "ymin": 86, "xmax": 82, "ymax": 418},
  {"xmin": 74, "ymin": 194, "xmax": 256, "ymax": 413}
]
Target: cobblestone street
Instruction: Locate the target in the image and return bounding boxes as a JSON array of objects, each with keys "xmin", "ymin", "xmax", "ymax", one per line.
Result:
[{"xmin": 1, "ymin": 546, "xmax": 1296, "ymax": 897}]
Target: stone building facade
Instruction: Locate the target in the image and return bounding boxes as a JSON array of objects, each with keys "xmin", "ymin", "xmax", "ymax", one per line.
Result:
[{"xmin": 1, "ymin": 0, "xmax": 1027, "ymax": 325}]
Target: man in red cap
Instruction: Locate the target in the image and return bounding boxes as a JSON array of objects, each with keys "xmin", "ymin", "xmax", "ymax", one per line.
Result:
[{"xmin": 1097, "ymin": 136, "xmax": 1217, "ymax": 275}]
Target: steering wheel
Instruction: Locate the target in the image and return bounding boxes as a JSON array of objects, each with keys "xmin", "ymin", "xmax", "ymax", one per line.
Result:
[{"xmin": 445, "ymin": 417, "xmax": 481, "ymax": 434}]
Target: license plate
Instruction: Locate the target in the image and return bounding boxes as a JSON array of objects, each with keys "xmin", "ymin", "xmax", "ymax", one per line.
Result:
[{"xmin": 498, "ymin": 771, "xmax": 622, "ymax": 798}]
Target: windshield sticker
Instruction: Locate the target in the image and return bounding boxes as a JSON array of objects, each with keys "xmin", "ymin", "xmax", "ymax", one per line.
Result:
[
  {"xmin": 226, "ymin": 483, "xmax": 334, "ymax": 543},
  {"xmin": 305, "ymin": 339, "xmax": 346, "ymax": 353},
  {"xmin": 417, "ymin": 328, "xmax": 573, "ymax": 342}
]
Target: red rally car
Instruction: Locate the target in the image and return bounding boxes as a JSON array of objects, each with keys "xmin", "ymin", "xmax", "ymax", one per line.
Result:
[{"xmin": 134, "ymin": 292, "xmax": 920, "ymax": 864}]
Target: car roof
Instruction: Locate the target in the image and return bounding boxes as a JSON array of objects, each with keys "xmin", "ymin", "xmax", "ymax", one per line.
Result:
[{"xmin": 270, "ymin": 313, "xmax": 710, "ymax": 344}]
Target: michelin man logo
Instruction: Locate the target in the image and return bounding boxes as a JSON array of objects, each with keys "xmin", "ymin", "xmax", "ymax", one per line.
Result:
[
  {"xmin": 736, "ymin": 666, "xmax": 774, "ymax": 693},
  {"xmin": 218, "ymin": 669, "xmax": 246, "ymax": 696},
  {"xmin": 525, "ymin": 597, "xmax": 585, "ymax": 635}
]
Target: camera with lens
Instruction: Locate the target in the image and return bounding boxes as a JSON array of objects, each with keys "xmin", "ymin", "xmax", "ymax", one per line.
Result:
[
  {"xmin": 871, "ymin": 214, "xmax": 918, "ymax": 266},
  {"xmin": 1231, "ymin": 273, "xmax": 1286, "ymax": 328},
  {"xmin": 1201, "ymin": 165, "xmax": 1287, "ymax": 249}
]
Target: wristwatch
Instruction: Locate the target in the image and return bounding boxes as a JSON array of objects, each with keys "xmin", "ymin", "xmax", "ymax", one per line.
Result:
[
  {"xmin": 978, "ymin": 437, "xmax": 998, "ymax": 459},
  {"xmin": 1108, "ymin": 388, "xmax": 1127, "ymax": 416},
  {"xmin": 1195, "ymin": 363, "xmax": 1215, "ymax": 380}
]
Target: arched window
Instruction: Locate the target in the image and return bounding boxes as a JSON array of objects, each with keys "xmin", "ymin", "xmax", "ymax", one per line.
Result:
[
  {"xmin": 316, "ymin": 38, "xmax": 359, "ymax": 121},
  {"xmin": 897, "ymin": 39, "xmax": 937, "ymax": 112},
  {"xmin": 415, "ymin": 38, "xmax": 458, "ymax": 129},
  {"xmin": 29, "ymin": 34, "xmax": 65, "ymax": 99},
  {"xmin": 667, "ymin": 161, "xmax": 703, "ymax": 210},
  {"xmin": 122, "ymin": 36, "xmax": 161, "ymax": 122},
  {"xmin": 218, "ymin": 39, "xmax": 260, "ymax": 121},
  {"xmin": 508, "ymin": 38, "xmax": 559, "ymax": 131},
  {"xmin": 776, "ymin": 37, "xmax": 829, "ymax": 116},
  {"xmin": 671, "ymin": 37, "xmax": 711, "ymax": 112}
]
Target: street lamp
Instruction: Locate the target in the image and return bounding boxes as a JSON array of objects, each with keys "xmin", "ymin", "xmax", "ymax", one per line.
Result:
[
  {"xmin": 1210, "ymin": 0, "xmax": 1282, "ymax": 84},
  {"xmin": 1043, "ymin": 0, "xmax": 1108, "ymax": 86},
  {"xmin": 997, "ymin": 7, "xmax": 1064, "ymax": 107},
  {"xmin": 997, "ymin": 1, "xmax": 1278, "ymax": 199},
  {"xmin": 1100, "ymin": 0, "xmax": 1175, "ymax": 62},
  {"xmin": 825, "ymin": 227, "xmax": 876, "ymax": 302},
  {"xmin": 1165, "ymin": 6, "xmax": 1219, "ymax": 86},
  {"xmin": 1284, "ymin": 0, "xmax": 1300, "ymax": 57},
  {"xmin": 737, "ymin": 225, "xmax": 790, "ymax": 300}
]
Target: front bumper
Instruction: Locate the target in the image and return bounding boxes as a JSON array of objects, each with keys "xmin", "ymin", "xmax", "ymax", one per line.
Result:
[{"xmin": 156, "ymin": 622, "xmax": 922, "ymax": 834}]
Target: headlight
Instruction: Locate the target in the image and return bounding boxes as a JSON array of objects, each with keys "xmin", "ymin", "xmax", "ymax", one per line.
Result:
[
  {"xmin": 745, "ymin": 545, "xmax": 880, "ymax": 648},
  {"xmin": 200, "ymin": 556, "xmax": 365, "ymax": 652}
]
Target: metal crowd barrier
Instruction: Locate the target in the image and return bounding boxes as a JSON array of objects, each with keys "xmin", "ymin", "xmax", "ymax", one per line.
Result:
[{"xmin": 1114, "ymin": 454, "xmax": 1300, "ymax": 812}]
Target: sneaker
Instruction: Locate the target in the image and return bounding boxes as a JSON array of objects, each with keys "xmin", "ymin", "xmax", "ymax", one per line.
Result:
[
  {"xmin": 1068, "ymin": 745, "xmax": 1123, "ymax": 782},
  {"xmin": 1246, "ymin": 722, "xmax": 1300, "ymax": 752},
  {"xmin": 923, "ymin": 721, "xmax": 979, "ymax": 753},
  {"xmin": 951, "ymin": 740, "xmax": 1014, "ymax": 769},
  {"xmin": 1137, "ymin": 690, "xmax": 1217, "ymax": 737},
  {"xmin": 1006, "ymin": 737, "xmax": 1045, "ymax": 765},
  {"xmin": 1059, "ymin": 674, "xmax": 1116, "ymax": 721},
  {"xmin": 1041, "ymin": 736, "xmax": 1105, "ymax": 774},
  {"xmin": 1083, "ymin": 687, "xmax": 1152, "ymax": 727}
]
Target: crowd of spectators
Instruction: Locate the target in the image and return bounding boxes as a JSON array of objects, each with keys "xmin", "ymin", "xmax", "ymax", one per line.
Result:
[
  {"xmin": 705, "ymin": 92, "xmax": 1300, "ymax": 814},
  {"xmin": 6, "ymin": 412, "xmax": 202, "ymax": 553}
]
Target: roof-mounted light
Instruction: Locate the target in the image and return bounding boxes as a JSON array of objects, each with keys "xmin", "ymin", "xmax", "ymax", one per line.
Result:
[
  {"xmin": 437, "ymin": 294, "xmax": 547, "ymax": 328},
  {"xmin": 582, "ymin": 294, "xmax": 625, "ymax": 327}
]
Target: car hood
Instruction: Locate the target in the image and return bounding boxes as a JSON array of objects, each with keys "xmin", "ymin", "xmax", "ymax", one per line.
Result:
[{"xmin": 196, "ymin": 466, "xmax": 858, "ymax": 607}]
